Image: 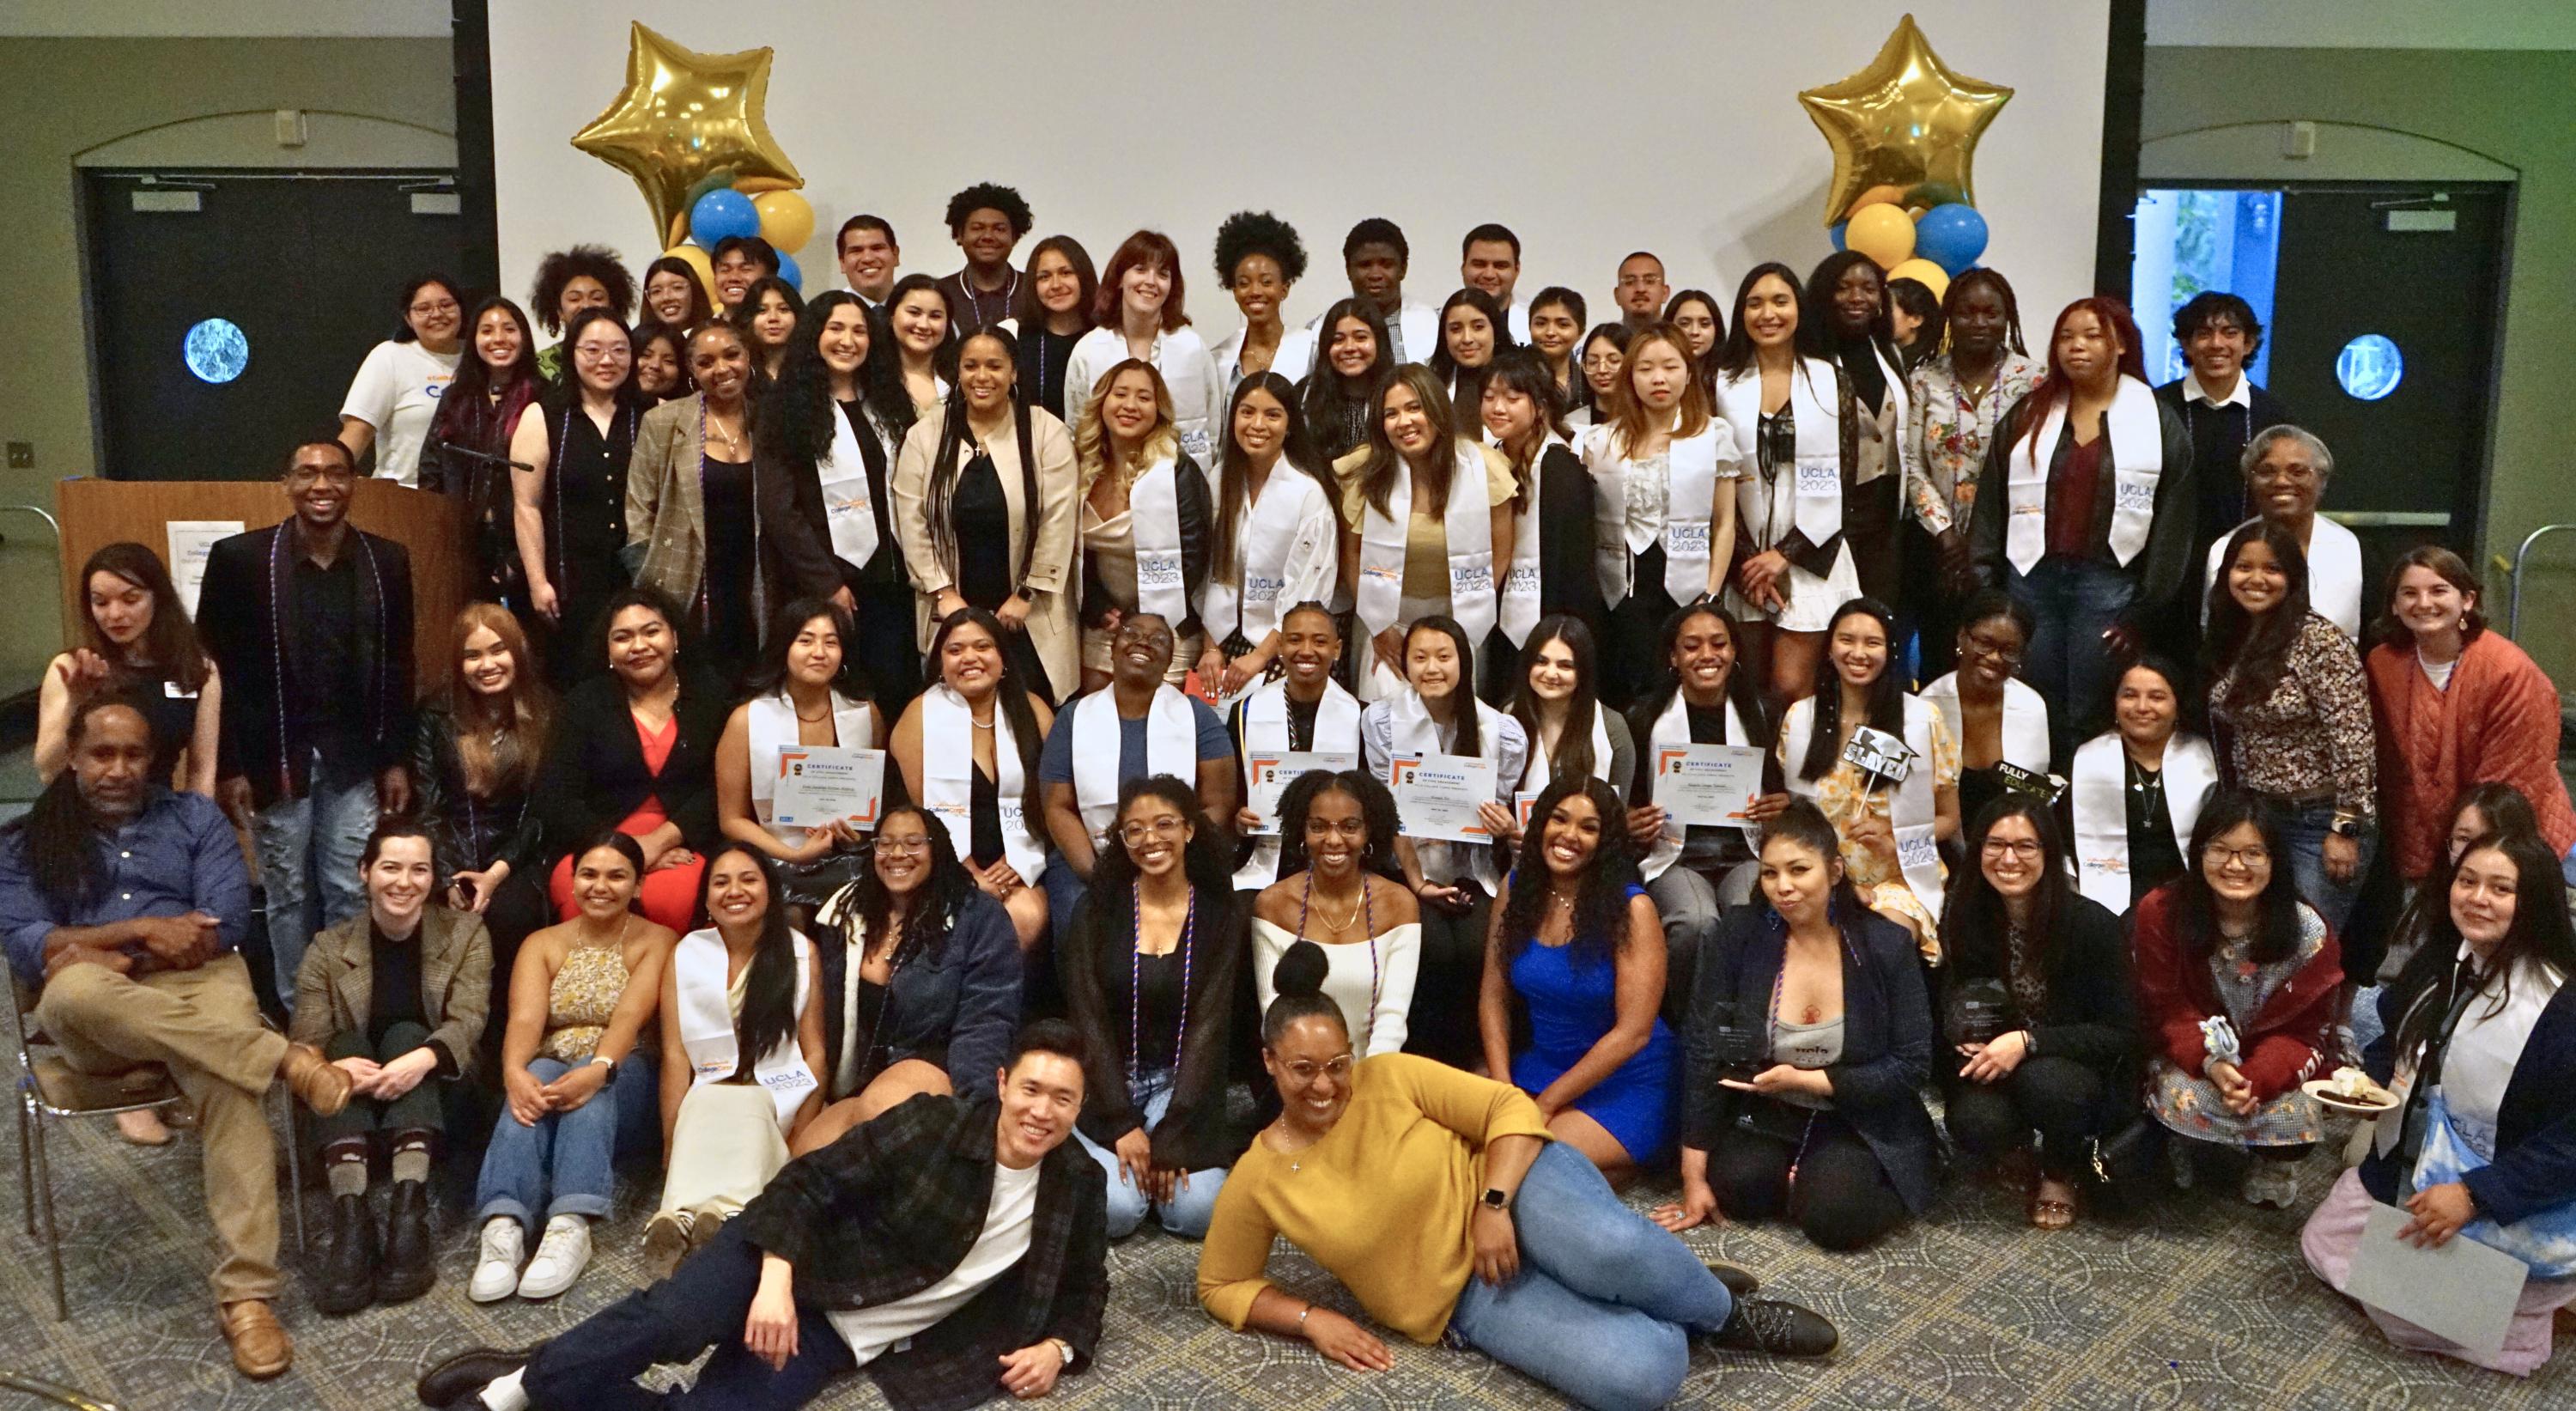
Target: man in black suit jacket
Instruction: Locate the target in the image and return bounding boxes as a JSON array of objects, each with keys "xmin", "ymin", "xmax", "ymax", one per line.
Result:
[
  {"xmin": 419, "ymin": 1020, "xmax": 1108, "ymax": 1411},
  {"xmin": 197, "ymin": 438, "xmax": 414, "ymax": 1007}
]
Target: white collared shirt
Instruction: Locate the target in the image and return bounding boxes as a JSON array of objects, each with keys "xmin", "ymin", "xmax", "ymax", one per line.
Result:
[{"xmin": 2182, "ymin": 370, "xmax": 2253, "ymax": 410}]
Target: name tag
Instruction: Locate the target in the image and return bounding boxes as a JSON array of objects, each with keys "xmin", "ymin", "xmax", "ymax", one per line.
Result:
[
  {"xmin": 1795, "ymin": 459, "xmax": 1838, "ymax": 499},
  {"xmin": 1664, "ymin": 520, "xmax": 1710, "ymax": 556},
  {"xmin": 1895, "ymin": 824, "xmax": 1939, "ymax": 874},
  {"xmin": 1136, "ymin": 550, "xmax": 1184, "ymax": 592}
]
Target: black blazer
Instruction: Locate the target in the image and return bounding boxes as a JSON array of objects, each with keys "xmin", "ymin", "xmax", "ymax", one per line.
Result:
[
  {"xmin": 1078, "ymin": 451, "xmax": 1213, "ymax": 638},
  {"xmin": 737, "ymin": 1092, "xmax": 1107, "ymax": 1411},
  {"xmin": 762, "ymin": 398, "xmax": 909, "ymax": 599},
  {"xmin": 532, "ymin": 669, "xmax": 727, "ymax": 862},
  {"xmin": 1531, "ymin": 441, "xmax": 1606, "ymax": 630},
  {"xmin": 1683, "ymin": 900, "xmax": 1941, "ymax": 1213},
  {"xmin": 1059, "ymin": 883, "xmax": 1246, "ymax": 1172},
  {"xmin": 1941, "ymin": 893, "xmax": 2139, "ymax": 1128},
  {"xmin": 198, "ymin": 520, "xmax": 415, "ymax": 809},
  {"xmin": 813, "ymin": 888, "xmax": 1023, "ymax": 1104}
]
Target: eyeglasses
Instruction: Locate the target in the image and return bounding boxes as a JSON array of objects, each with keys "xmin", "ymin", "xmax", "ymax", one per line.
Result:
[
  {"xmin": 1980, "ymin": 838, "xmax": 2044, "ymax": 860},
  {"xmin": 875, "ymin": 834, "xmax": 933, "ymax": 855},
  {"xmin": 1961, "ymin": 630, "xmax": 2026, "ymax": 665},
  {"xmin": 1120, "ymin": 817, "xmax": 1188, "ymax": 847},
  {"xmin": 408, "ymin": 299, "xmax": 460, "ymax": 317},
  {"xmin": 573, "ymin": 344, "xmax": 631, "ymax": 362},
  {"xmin": 1280, "ymin": 1055, "xmax": 1352, "ymax": 1084},
  {"xmin": 2208, "ymin": 844, "xmax": 2271, "ymax": 870},
  {"xmin": 287, "ymin": 464, "xmax": 355, "ymax": 486},
  {"xmin": 1616, "ymin": 274, "xmax": 1664, "ymax": 289}
]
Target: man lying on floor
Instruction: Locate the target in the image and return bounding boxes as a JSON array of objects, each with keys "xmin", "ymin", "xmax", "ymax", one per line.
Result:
[{"xmin": 417, "ymin": 1019, "xmax": 1107, "ymax": 1411}]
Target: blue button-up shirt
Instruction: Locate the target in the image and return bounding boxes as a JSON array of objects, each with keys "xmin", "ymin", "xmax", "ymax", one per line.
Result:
[{"xmin": 0, "ymin": 788, "xmax": 251, "ymax": 986}]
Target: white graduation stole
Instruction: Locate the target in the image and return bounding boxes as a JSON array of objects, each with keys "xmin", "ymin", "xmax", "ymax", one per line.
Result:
[
  {"xmin": 815, "ymin": 405, "xmax": 882, "ymax": 566},
  {"xmin": 671, "ymin": 928, "xmax": 816, "ymax": 1132},
  {"xmin": 1071, "ymin": 684, "xmax": 1199, "ymax": 846},
  {"xmin": 1386, "ymin": 687, "xmax": 1506, "ymax": 893},
  {"xmin": 1777, "ymin": 693, "xmax": 1946, "ymax": 916},
  {"xmin": 1640, "ymin": 690, "xmax": 1752, "ymax": 882},
  {"xmin": 2005, "ymin": 374, "xmax": 2162, "ymax": 574},
  {"xmin": 1920, "ymin": 674, "xmax": 2051, "ymax": 774},
  {"xmin": 1497, "ymin": 435, "xmax": 1559, "ymax": 645},
  {"xmin": 1583, "ymin": 417, "xmax": 1728, "ymax": 607},
  {"xmin": 2070, "ymin": 731, "xmax": 2217, "ymax": 913},
  {"xmin": 1354, "ymin": 440, "xmax": 1497, "ymax": 641},
  {"xmin": 1518, "ymin": 707, "xmax": 1615, "ymax": 794},
  {"xmin": 1125, "ymin": 452, "xmax": 1192, "ymax": 625},
  {"xmin": 1232, "ymin": 678, "xmax": 1363, "ymax": 890},
  {"xmin": 920, "ymin": 684, "xmax": 1046, "ymax": 885},
  {"xmin": 1200, "ymin": 466, "xmax": 1327, "ymax": 646},
  {"xmin": 1715, "ymin": 358, "xmax": 1843, "ymax": 550},
  {"xmin": 746, "ymin": 690, "xmax": 875, "ymax": 842}
]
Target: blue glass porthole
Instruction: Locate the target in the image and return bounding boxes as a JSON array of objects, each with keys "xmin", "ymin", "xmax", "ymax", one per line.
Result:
[
  {"xmin": 184, "ymin": 318, "xmax": 249, "ymax": 384},
  {"xmin": 2336, "ymin": 334, "xmax": 2402, "ymax": 402}
]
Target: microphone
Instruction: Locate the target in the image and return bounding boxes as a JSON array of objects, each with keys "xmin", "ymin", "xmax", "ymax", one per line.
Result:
[{"xmin": 428, "ymin": 439, "xmax": 537, "ymax": 472}]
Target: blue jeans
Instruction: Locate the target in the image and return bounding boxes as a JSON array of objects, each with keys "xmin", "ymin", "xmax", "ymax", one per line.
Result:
[
  {"xmin": 1446, "ymin": 1141, "xmax": 1734, "ymax": 1411},
  {"xmin": 2005, "ymin": 556, "xmax": 2138, "ymax": 765},
  {"xmin": 2264, "ymin": 799, "xmax": 2377, "ymax": 936},
  {"xmin": 475, "ymin": 1053, "xmax": 650, "ymax": 1232},
  {"xmin": 249, "ymin": 748, "xmax": 376, "ymax": 1007},
  {"xmin": 1073, "ymin": 1067, "xmax": 1228, "ymax": 1239}
]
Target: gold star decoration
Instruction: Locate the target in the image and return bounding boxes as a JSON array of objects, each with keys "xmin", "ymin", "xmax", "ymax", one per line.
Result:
[
  {"xmin": 1798, "ymin": 14, "xmax": 2011, "ymax": 226},
  {"xmin": 571, "ymin": 22, "xmax": 804, "ymax": 246}
]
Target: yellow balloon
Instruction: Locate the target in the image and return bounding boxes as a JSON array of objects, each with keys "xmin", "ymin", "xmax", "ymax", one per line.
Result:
[
  {"xmin": 753, "ymin": 190, "xmax": 816, "ymax": 252},
  {"xmin": 571, "ymin": 22, "xmax": 805, "ymax": 243},
  {"xmin": 1854, "ymin": 184, "xmax": 1907, "ymax": 213},
  {"xmin": 1885, "ymin": 258, "xmax": 1950, "ymax": 300},
  {"xmin": 1800, "ymin": 15, "xmax": 2013, "ymax": 225},
  {"xmin": 660, "ymin": 243, "xmax": 718, "ymax": 304},
  {"xmin": 1844, "ymin": 204, "xmax": 1917, "ymax": 270}
]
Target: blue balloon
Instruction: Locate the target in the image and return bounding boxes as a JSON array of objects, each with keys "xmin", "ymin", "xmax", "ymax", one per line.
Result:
[
  {"xmin": 775, "ymin": 252, "xmax": 803, "ymax": 292},
  {"xmin": 1914, "ymin": 204, "xmax": 1990, "ymax": 277},
  {"xmin": 1829, "ymin": 220, "xmax": 1847, "ymax": 252},
  {"xmin": 690, "ymin": 188, "xmax": 759, "ymax": 245}
]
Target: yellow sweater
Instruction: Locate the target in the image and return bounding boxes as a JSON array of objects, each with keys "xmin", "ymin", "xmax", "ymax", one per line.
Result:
[{"xmin": 1195, "ymin": 1054, "xmax": 1551, "ymax": 1343}]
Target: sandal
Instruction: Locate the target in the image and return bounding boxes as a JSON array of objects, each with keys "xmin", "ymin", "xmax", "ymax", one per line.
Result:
[{"xmin": 2029, "ymin": 1181, "xmax": 2078, "ymax": 1231}]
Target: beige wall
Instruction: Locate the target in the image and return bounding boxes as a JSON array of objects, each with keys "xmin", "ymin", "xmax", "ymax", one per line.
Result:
[
  {"xmin": 0, "ymin": 35, "xmax": 452, "ymax": 691},
  {"xmin": 2141, "ymin": 45, "xmax": 2576, "ymax": 672}
]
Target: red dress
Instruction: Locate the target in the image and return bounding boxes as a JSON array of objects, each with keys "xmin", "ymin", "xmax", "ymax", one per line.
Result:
[{"xmin": 549, "ymin": 711, "xmax": 708, "ymax": 933}]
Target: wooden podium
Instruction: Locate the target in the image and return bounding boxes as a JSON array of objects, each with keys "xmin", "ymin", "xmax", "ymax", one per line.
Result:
[{"xmin": 55, "ymin": 478, "xmax": 465, "ymax": 693}]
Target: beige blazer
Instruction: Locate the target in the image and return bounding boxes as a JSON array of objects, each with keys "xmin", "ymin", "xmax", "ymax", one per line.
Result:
[
  {"xmin": 891, "ymin": 405, "xmax": 1080, "ymax": 701},
  {"xmin": 289, "ymin": 904, "xmax": 493, "ymax": 1078}
]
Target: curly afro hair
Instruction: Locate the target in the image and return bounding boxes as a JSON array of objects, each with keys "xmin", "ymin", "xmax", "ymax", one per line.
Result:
[
  {"xmin": 1212, "ymin": 210, "xmax": 1309, "ymax": 286},
  {"xmin": 529, "ymin": 244, "xmax": 635, "ymax": 333},
  {"xmin": 945, "ymin": 182, "xmax": 1033, "ymax": 240}
]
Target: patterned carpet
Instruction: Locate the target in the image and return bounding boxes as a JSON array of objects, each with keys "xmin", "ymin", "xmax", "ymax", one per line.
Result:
[{"xmin": 1, "ymin": 1086, "xmax": 2569, "ymax": 1410}]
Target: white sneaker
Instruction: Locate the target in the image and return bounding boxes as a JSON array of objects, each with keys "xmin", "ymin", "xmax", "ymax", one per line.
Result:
[
  {"xmin": 467, "ymin": 1218, "xmax": 525, "ymax": 1303},
  {"xmin": 517, "ymin": 1215, "xmax": 592, "ymax": 1300},
  {"xmin": 2242, "ymin": 1159, "xmax": 2300, "ymax": 1210}
]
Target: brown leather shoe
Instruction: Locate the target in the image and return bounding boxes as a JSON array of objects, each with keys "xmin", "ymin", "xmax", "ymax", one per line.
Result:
[
  {"xmin": 276, "ymin": 1043, "xmax": 351, "ymax": 1118},
  {"xmin": 221, "ymin": 1298, "xmax": 292, "ymax": 1379}
]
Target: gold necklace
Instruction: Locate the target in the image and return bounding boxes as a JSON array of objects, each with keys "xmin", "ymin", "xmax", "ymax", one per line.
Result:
[{"xmin": 1311, "ymin": 877, "xmax": 1366, "ymax": 934}]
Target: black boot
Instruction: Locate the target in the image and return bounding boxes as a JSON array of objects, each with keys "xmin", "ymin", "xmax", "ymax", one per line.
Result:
[
  {"xmin": 313, "ymin": 1191, "xmax": 378, "ymax": 1317},
  {"xmin": 376, "ymin": 1180, "xmax": 436, "ymax": 1305}
]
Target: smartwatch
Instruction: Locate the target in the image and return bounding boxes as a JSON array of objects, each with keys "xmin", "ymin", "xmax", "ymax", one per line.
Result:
[{"xmin": 1479, "ymin": 1187, "xmax": 1512, "ymax": 1212}]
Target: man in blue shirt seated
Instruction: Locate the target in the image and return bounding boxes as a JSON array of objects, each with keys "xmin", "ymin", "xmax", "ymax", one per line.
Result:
[
  {"xmin": 0, "ymin": 697, "xmax": 355, "ymax": 1380},
  {"xmin": 1036, "ymin": 613, "xmax": 1237, "ymax": 947}
]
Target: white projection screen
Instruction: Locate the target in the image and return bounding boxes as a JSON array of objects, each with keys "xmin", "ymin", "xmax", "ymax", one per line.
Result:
[{"xmin": 489, "ymin": 0, "xmax": 2111, "ymax": 347}]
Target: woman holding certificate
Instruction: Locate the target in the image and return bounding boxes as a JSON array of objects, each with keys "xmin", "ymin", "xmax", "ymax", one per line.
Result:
[
  {"xmin": 1252, "ymin": 769, "xmax": 1422, "ymax": 1058},
  {"xmin": 1361, "ymin": 617, "xmax": 1528, "ymax": 1066},
  {"xmin": 1776, "ymin": 599, "xmax": 1961, "ymax": 954},
  {"xmin": 1334, "ymin": 367, "xmax": 1516, "ymax": 702},
  {"xmin": 714, "ymin": 600, "xmax": 879, "ymax": 909},
  {"xmin": 2300, "ymin": 826, "xmax": 2576, "ymax": 1374},
  {"xmin": 2069, "ymin": 656, "xmax": 2218, "ymax": 915},
  {"xmin": 887, "ymin": 608, "xmax": 1057, "ymax": 953},
  {"xmin": 1917, "ymin": 589, "xmax": 2053, "ymax": 824},
  {"xmin": 1229, "ymin": 604, "xmax": 1364, "ymax": 891},
  {"xmin": 1625, "ymin": 602, "xmax": 1788, "ymax": 1020}
]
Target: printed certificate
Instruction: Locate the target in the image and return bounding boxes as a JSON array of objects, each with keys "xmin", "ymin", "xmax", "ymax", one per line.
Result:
[
  {"xmin": 1388, "ymin": 751, "xmax": 1498, "ymax": 843},
  {"xmin": 772, "ymin": 747, "xmax": 886, "ymax": 831}
]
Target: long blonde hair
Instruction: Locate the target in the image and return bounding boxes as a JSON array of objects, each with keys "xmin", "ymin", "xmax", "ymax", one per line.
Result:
[
  {"xmin": 1073, "ymin": 357, "xmax": 1182, "ymax": 490},
  {"xmin": 446, "ymin": 603, "xmax": 552, "ymax": 797},
  {"xmin": 1607, "ymin": 321, "xmax": 1714, "ymax": 458}
]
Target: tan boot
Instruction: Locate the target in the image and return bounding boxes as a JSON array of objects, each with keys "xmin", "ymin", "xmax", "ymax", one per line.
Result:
[
  {"xmin": 276, "ymin": 1043, "xmax": 351, "ymax": 1117},
  {"xmin": 220, "ymin": 1298, "xmax": 292, "ymax": 1379}
]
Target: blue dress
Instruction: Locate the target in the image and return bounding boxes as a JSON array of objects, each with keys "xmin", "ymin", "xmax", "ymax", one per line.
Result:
[{"xmin": 1508, "ymin": 884, "xmax": 1680, "ymax": 1162}]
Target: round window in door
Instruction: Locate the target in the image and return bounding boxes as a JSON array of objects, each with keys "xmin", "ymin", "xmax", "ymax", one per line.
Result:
[
  {"xmin": 2336, "ymin": 334, "xmax": 2403, "ymax": 401},
  {"xmin": 183, "ymin": 318, "xmax": 250, "ymax": 385}
]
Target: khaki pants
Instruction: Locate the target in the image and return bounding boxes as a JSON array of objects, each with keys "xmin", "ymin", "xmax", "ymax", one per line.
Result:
[{"xmin": 33, "ymin": 952, "xmax": 288, "ymax": 1303}]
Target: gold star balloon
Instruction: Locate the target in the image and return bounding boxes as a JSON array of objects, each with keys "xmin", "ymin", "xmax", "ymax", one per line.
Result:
[
  {"xmin": 1799, "ymin": 15, "xmax": 2011, "ymax": 225},
  {"xmin": 571, "ymin": 22, "xmax": 804, "ymax": 244}
]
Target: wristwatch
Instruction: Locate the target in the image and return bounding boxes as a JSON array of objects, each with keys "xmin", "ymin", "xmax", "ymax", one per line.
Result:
[
  {"xmin": 1479, "ymin": 1187, "xmax": 1513, "ymax": 1212},
  {"xmin": 1048, "ymin": 1337, "xmax": 1074, "ymax": 1368},
  {"xmin": 587, "ymin": 1054, "xmax": 615, "ymax": 1069},
  {"xmin": 2328, "ymin": 814, "xmax": 2362, "ymax": 838}
]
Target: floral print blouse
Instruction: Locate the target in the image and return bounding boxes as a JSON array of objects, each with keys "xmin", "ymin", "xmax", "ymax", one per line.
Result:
[
  {"xmin": 2209, "ymin": 611, "xmax": 2377, "ymax": 818},
  {"xmin": 1905, "ymin": 350, "xmax": 2042, "ymax": 536}
]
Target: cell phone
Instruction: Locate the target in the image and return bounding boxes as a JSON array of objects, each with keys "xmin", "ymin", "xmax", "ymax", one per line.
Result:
[{"xmin": 453, "ymin": 876, "xmax": 479, "ymax": 907}]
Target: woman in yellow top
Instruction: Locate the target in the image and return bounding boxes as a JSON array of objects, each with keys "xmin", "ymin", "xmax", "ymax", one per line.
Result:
[
  {"xmin": 1333, "ymin": 365, "xmax": 1516, "ymax": 701},
  {"xmin": 1195, "ymin": 952, "xmax": 1833, "ymax": 1410}
]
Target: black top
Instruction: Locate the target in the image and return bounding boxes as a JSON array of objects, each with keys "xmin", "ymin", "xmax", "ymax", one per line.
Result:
[
  {"xmin": 1941, "ymin": 894, "xmax": 2137, "ymax": 1129},
  {"xmin": 936, "ymin": 271, "xmax": 1017, "ymax": 338},
  {"xmin": 369, "ymin": 922, "xmax": 427, "ymax": 1038},
  {"xmin": 2123, "ymin": 758, "xmax": 2188, "ymax": 907},
  {"xmin": 544, "ymin": 399, "xmax": 635, "ymax": 635},
  {"xmin": 1017, "ymin": 327, "xmax": 1081, "ymax": 423},
  {"xmin": 969, "ymin": 763, "xmax": 1004, "ymax": 867},
  {"xmin": 951, "ymin": 451, "xmax": 1014, "ymax": 609},
  {"xmin": 287, "ymin": 552, "xmax": 364, "ymax": 754},
  {"xmin": 2153, "ymin": 376, "xmax": 2293, "ymax": 565},
  {"xmin": 1285, "ymin": 696, "xmax": 1319, "ymax": 751},
  {"xmin": 1060, "ymin": 885, "xmax": 1246, "ymax": 1172},
  {"xmin": 701, "ymin": 453, "xmax": 758, "ymax": 649},
  {"xmin": 1531, "ymin": 442, "xmax": 1607, "ymax": 629},
  {"xmin": 1750, "ymin": 405, "xmax": 1844, "ymax": 575}
]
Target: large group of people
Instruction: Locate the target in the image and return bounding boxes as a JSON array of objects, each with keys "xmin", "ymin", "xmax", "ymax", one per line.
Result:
[{"xmin": 3, "ymin": 185, "xmax": 2572, "ymax": 1410}]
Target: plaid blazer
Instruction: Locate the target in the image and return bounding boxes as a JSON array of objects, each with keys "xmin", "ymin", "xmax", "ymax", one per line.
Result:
[
  {"xmin": 287, "ymin": 903, "xmax": 492, "ymax": 1077},
  {"xmin": 737, "ymin": 1091, "xmax": 1108, "ymax": 1411}
]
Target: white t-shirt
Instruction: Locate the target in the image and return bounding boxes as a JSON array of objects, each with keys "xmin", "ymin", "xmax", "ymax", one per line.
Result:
[
  {"xmin": 339, "ymin": 339, "xmax": 460, "ymax": 487},
  {"xmin": 828, "ymin": 1159, "xmax": 1041, "ymax": 1365}
]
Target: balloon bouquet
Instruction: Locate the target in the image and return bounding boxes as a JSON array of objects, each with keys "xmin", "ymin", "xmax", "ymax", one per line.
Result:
[
  {"xmin": 570, "ymin": 21, "xmax": 821, "ymax": 305},
  {"xmin": 1800, "ymin": 15, "xmax": 2014, "ymax": 295}
]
